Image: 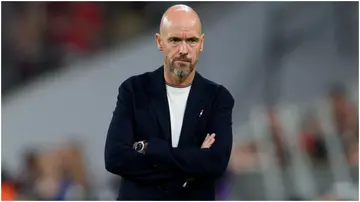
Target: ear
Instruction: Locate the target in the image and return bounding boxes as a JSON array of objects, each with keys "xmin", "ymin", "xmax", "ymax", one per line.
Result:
[
  {"xmin": 155, "ymin": 33, "xmax": 163, "ymax": 51},
  {"xmin": 200, "ymin": 34, "xmax": 205, "ymax": 52}
]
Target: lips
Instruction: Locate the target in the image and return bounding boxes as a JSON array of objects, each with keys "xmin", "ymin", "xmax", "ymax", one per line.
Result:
[{"xmin": 176, "ymin": 59, "xmax": 191, "ymax": 63}]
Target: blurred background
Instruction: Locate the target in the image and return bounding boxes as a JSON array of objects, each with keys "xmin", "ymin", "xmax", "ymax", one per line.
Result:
[{"xmin": 1, "ymin": 1, "xmax": 358, "ymax": 201}]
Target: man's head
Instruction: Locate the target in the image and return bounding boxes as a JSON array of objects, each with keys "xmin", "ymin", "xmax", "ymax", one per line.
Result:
[{"xmin": 156, "ymin": 4, "xmax": 204, "ymax": 83}]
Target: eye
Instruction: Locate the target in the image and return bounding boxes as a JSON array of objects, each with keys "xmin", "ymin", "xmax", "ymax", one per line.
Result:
[
  {"xmin": 169, "ymin": 37, "xmax": 181, "ymax": 43},
  {"xmin": 187, "ymin": 38, "xmax": 199, "ymax": 44}
]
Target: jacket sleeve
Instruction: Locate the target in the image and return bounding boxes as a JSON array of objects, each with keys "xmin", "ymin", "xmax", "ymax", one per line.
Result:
[
  {"xmin": 104, "ymin": 80, "xmax": 180, "ymax": 183},
  {"xmin": 146, "ymin": 86, "xmax": 234, "ymax": 179}
]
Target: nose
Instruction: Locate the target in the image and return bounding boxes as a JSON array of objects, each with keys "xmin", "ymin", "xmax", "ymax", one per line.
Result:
[{"xmin": 179, "ymin": 41, "xmax": 188, "ymax": 56}]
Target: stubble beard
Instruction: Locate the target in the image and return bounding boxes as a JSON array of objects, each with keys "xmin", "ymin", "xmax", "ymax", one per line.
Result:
[{"xmin": 167, "ymin": 58, "xmax": 196, "ymax": 82}]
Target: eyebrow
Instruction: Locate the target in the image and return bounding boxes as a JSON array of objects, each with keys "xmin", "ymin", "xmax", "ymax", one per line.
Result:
[
  {"xmin": 167, "ymin": 36, "xmax": 181, "ymax": 42},
  {"xmin": 167, "ymin": 36, "xmax": 200, "ymax": 42},
  {"xmin": 187, "ymin": 37, "xmax": 200, "ymax": 42}
]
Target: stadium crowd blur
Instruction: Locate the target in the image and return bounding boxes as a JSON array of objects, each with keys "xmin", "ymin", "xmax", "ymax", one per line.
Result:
[
  {"xmin": 2, "ymin": 1, "xmax": 173, "ymax": 95},
  {"xmin": 1, "ymin": 2, "xmax": 358, "ymax": 201}
]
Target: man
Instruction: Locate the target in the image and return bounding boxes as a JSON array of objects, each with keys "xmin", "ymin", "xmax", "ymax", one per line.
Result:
[{"xmin": 105, "ymin": 4, "xmax": 234, "ymax": 200}]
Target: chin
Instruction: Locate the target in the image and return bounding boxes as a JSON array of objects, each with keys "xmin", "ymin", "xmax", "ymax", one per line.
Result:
[
  {"xmin": 172, "ymin": 68, "xmax": 189, "ymax": 78},
  {"xmin": 178, "ymin": 65, "xmax": 190, "ymax": 70},
  {"xmin": 178, "ymin": 66, "xmax": 192, "ymax": 74}
]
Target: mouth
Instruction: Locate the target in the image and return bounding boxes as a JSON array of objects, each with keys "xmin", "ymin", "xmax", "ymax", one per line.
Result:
[{"xmin": 175, "ymin": 60, "xmax": 191, "ymax": 63}]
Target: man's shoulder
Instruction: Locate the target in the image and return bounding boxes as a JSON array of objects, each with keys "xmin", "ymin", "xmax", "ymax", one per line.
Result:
[
  {"xmin": 199, "ymin": 74, "xmax": 220, "ymax": 89},
  {"xmin": 198, "ymin": 73, "xmax": 233, "ymax": 100},
  {"xmin": 120, "ymin": 67, "xmax": 161, "ymax": 89}
]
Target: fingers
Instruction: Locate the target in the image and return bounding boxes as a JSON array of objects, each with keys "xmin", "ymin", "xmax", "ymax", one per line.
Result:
[
  {"xmin": 209, "ymin": 136, "xmax": 215, "ymax": 145},
  {"xmin": 207, "ymin": 134, "xmax": 215, "ymax": 146},
  {"xmin": 201, "ymin": 133, "xmax": 216, "ymax": 148},
  {"xmin": 201, "ymin": 134, "xmax": 210, "ymax": 148},
  {"xmin": 207, "ymin": 133, "xmax": 215, "ymax": 143}
]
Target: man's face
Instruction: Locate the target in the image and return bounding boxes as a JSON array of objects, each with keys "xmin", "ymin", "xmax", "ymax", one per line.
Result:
[{"xmin": 156, "ymin": 18, "xmax": 204, "ymax": 80}]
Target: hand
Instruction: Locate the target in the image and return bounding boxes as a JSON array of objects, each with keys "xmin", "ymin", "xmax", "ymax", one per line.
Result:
[{"xmin": 201, "ymin": 133, "xmax": 216, "ymax": 148}]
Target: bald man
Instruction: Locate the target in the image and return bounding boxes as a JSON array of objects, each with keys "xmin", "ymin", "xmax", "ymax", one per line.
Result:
[{"xmin": 105, "ymin": 4, "xmax": 234, "ymax": 200}]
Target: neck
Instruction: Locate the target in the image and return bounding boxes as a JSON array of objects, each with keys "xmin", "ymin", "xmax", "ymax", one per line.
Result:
[{"xmin": 163, "ymin": 66, "xmax": 195, "ymax": 87}]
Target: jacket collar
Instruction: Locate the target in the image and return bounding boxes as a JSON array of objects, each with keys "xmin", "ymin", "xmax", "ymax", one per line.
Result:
[{"xmin": 147, "ymin": 66, "xmax": 208, "ymax": 146}]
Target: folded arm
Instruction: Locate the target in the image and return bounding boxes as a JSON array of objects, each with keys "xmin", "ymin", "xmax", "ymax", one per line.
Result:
[
  {"xmin": 104, "ymin": 80, "xmax": 181, "ymax": 183},
  {"xmin": 146, "ymin": 86, "xmax": 234, "ymax": 179}
]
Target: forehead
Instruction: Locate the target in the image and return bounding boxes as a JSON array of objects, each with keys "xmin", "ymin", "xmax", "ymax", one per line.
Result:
[
  {"xmin": 163, "ymin": 18, "xmax": 201, "ymax": 37},
  {"xmin": 166, "ymin": 29, "xmax": 200, "ymax": 38}
]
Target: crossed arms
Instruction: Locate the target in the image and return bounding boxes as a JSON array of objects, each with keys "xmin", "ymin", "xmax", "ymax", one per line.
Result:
[{"xmin": 104, "ymin": 81, "xmax": 234, "ymax": 184}]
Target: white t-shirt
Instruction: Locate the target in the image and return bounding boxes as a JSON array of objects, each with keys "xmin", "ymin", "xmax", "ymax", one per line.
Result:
[{"xmin": 166, "ymin": 84, "xmax": 191, "ymax": 148}]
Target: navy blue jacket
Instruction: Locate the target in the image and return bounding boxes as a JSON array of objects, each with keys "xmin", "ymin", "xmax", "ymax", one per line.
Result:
[{"xmin": 105, "ymin": 66, "xmax": 234, "ymax": 200}]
